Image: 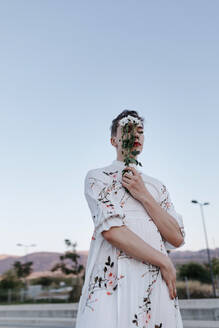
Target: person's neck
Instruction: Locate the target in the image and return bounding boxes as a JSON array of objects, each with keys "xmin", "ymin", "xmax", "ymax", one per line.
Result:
[{"xmin": 116, "ymin": 155, "xmax": 137, "ymax": 162}]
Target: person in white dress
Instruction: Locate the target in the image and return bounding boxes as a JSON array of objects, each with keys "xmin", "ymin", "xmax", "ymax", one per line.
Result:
[{"xmin": 75, "ymin": 110, "xmax": 185, "ymax": 328}]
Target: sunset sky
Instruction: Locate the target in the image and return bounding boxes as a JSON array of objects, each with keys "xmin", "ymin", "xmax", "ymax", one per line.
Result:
[{"xmin": 0, "ymin": 0, "xmax": 219, "ymax": 256}]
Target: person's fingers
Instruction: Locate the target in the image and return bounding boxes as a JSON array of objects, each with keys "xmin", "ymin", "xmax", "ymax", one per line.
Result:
[
  {"xmin": 160, "ymin": 263, "xmax": 177, "ymax": 299},
  {"xmin": 172, "ymin": 275, "xmax": 177, "ymax": 298},
  {"xmin": 171, "ymin": 280, "xmax": 176, "ymax": 299},
  {"xmin": 121, "ymin": 180, "xmax": 128, "ymax": 187},
  {"xmin": 166, "ymin": 280, "xmax": 173, "ymax": 298},
  {"xmin": 173, "ymin": 282, "xmax": 177, "ymax": 298},
  {"xmin": 172, "ymin": 272, "xmax": 177, "ymax": 298},
  {"xmin": 171, "ymin": 277, "xmax": 176, "ymax": 299},
  {"xmin": 124, "ymin": 166, "xmax": 138, "ymax": 176},
  {"xmin": 122, "ymin": 176, "xmax": 131, "ymax": 183},
  {"xmin": 167, "ymin": 281, "xmax": 174, "ymax": 299},
  {"xmin": 122, "ymin": 174, "xmax": 132, "ymax": 181}
]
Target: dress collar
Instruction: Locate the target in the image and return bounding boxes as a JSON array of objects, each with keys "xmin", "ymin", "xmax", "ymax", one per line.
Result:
[{"xmin": 111, "ymin": 159, "xmax": 139, "ymax": 170}]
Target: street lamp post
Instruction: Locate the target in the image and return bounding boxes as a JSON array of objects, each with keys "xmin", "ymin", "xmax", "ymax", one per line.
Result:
[
  {"xmin": 16, "ymin": 243, "xmax": 36, "ymax": 289},
  {"xmin": 191, "ymin": 200, "xmax": 216, "ymax": 297},
  {"xmin": 16, "ymin": 243, "xmax": 36, "ymax": 263}
]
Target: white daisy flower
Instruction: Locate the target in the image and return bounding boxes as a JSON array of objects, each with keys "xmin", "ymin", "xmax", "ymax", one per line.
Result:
[{"xmin": 119, "ymin": 115, "xmax": 143, "ymax": 127}]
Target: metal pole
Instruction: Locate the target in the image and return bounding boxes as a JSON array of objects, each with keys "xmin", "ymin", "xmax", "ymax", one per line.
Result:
[
  {"xmin": 8, "ymin": 289, "xmax": 12, "ymax": 303},
  {"xmin": 185, "ymin": 276, "xmax": 190, "ymax": 299},
  {"xmin": 199, "ymin": 203, "xmax": 216, "ymax": 298},
  {"xmin": 16, "ymin": 243, "xmax": 36, "ymax": 296}
]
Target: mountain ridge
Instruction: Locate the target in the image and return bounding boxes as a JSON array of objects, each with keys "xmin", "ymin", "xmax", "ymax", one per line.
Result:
[{"xmin": 1, "ymin": 248, "xmax": 219, "ymax": 276}]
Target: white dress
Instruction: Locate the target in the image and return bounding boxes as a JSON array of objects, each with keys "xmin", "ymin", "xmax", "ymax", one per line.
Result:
[{"xmin": 75, "ymin": 159, "xmax": 185, "ymax": 328}]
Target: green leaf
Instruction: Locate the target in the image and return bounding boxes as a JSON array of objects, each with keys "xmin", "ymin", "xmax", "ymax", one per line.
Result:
[
  {"xmin": 95, "ymin": 276, "xmax": 98, "ymax": 283},
  {"xmin": 129, "ymin": 158, "xmax": 137, "ymax": 164}
]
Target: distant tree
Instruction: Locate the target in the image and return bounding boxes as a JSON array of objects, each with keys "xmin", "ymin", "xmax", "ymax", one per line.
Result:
[
  {"xmin": 178, "ymin": 262, "xmax": 211, "ymax": 283},
  {"xmin": 31, "ymin": 276, "xmax": 54, "ymax": 287},
  {"xmin": 51, "ymin": 239, "xmax": 84, "ymax": 275},
  {"xmin": 13, "ymin": 261, "xmax": 33, "ymax": 279},
  {"xmin": 51, "ymin": 239, "xmax": 84, "ymax": 301},
  {"xmin": 0, "ymin": 269, "xmax": 22, "ymax": 290},
  {"xmin": 210, "ymin": 257, "xmax": 219, "ymax": 276},
  {"xmin": 30, "ymin": 276, "xmax": 73, "ymax": 288}
]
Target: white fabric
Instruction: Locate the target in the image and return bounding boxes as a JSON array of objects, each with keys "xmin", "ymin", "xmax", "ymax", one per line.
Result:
[{"xmin": 75, "ymin": 159, "xmax": 185, "ymax": 328}]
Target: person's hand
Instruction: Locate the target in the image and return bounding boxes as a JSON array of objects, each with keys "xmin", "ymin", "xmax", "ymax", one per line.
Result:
[
  {"xmin": 160, "ymin": 256, "xmax": 177, "ymax": 300},
  {"xmin": 121, "ymin": 166, "xmax": 149, "ymax": 202}
]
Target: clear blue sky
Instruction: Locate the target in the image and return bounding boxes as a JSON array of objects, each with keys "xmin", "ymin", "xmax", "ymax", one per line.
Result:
[{"xmin": 0, "ymin": 1, "xmax": 219, "ymax": 256}]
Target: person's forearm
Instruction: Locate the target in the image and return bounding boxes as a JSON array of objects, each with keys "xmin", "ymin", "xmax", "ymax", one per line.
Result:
[
  {"xmin": 102, "ymin": 225, "xmax": 167, "ymax": 268},
  {"xmin": 139, "ymin": 192, "xmax": 184, "ymax": 247}
]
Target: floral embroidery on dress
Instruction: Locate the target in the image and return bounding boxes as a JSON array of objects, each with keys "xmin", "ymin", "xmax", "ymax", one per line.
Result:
[
  {"xmin": 174, "ymin": 296, "xmax": 179, "ymax": 309},
  {"xmin": 160, "ymin": 239, "xmax": 165, "ymax": 253},
  {"xmin": 91, "ymin": 234, "xmax": 96, "ymax": 241},
  {"xmin": 102, "ymin": 169, "xmax": 128, "ymax": 208},
  {"xmin": 132, "ymin": 265, "xmax": 160, "ymax": 327},
  {"xmin": 174, "ymin": 296, "xmax": 180, "ymax": 324},
  {"xmin": 160, "ymin": 184, "xmax": 173, "ymax": 210},
  {"xmin": 102, "ymin": 169, "xmax": 119, "ymax": 179},
  {"xmin": 89, "ymin": 173, "xmax": 124, "ymax": 214},
  {"xmin": 116, "ymin": 249, "xmax": 133, "ymax": 260},
  {"xmin": 85, "ymin": 255, "xmax": 125, "ymax": 312},
  {"xmin": 179, "ymin": 226, "xmax": 186, "ymax": 238},
  {"xmin": 160, "ymin": 184, "xmax": 185, "ymax": 242},
  {"xmin": 87, "ymin": 170, "xmax": 128, "ymax": 240}
]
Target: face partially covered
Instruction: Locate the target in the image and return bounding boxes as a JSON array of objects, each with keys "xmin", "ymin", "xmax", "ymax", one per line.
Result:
[{"xmin": 111, "ymin": 123, "xmax": 144, "ymax": 160}]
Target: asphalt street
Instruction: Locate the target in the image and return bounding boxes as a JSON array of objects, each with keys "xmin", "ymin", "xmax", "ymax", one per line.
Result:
[
  {"xmin": 0, "ymin": 325, "xmax": 75, "ymax": 328},
  {"xmin": 0, "ymin": 323, "xmax": 212, "ymax": 328}
]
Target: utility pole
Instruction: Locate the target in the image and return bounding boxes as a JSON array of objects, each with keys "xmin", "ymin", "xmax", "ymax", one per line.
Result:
[
  {"xmin": 16, "ymin": 243, "xmax": 36, "ymax": 289},
  {"xmin": 191, "ymin": 200, "xmax": 216, "ymax": 297}
]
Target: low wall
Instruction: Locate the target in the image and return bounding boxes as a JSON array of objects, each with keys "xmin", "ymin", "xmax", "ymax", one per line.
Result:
[
  {"xmin": 179, "ymin": 299, "xmax": 219, "ymax": 321},
  {"xmin": 0, "ymin": 300, "xmax": 219, "ymax": 327}
]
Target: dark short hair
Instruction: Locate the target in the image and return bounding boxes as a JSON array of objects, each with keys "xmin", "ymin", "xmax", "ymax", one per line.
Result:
[{"xmin": 110, "ymin": 110, "xmax": 144, "ymax": 137}]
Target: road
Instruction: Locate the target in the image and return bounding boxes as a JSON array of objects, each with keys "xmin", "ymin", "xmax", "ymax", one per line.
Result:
[
  {"xmin": 0, "ymin": 325, "xmax": 75, "ymax": 328},
  {"xmin": 0, "ymin": 322, "xmax": 216, "ymax": 328}
]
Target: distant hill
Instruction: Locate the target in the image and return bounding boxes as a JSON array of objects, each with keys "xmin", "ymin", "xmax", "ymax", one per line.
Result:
[
  {"xmin": 170, "ymin": 248, "xmax": 219, "ymax": 265},
  {"xmin": 0, "ymin": 248, "xmax": 219, "ymax": 277},
  {"xmin": 0, "ymin": 251, "xmax": 88, "ymax": 276},
  {"xmin": 0, "ymin": 254, "xmax": 18, "ymax": 260}
]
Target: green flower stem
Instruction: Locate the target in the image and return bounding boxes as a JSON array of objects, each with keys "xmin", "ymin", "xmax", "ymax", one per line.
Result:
[{"xmin": 120, "ymin": 121, "xmax": 143, "ymax": 194}]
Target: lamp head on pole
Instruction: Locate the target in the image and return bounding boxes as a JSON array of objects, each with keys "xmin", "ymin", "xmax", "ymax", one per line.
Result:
[{"xmin": 191, "ymin": 200, "xmax": 210, "ymax": 206}]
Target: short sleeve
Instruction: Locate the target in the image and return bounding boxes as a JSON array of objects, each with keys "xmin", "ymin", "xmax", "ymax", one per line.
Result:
[
  {"xmin": 159, "ymin": 183, "xmax": 185, "ymax": 250},
  {"xmin": 84, "ymin": 170, "xmax": 126, "ymax": 237}
]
